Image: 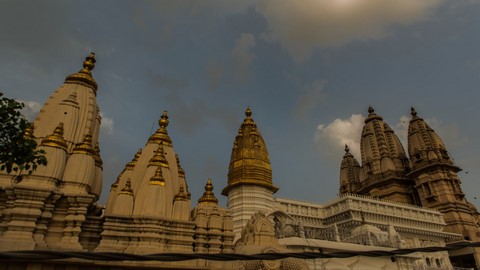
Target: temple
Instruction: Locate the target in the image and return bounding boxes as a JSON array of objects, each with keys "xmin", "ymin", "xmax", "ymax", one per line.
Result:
[{"xmin": 0, "ymin": 53, "xmax": 479, "ymax": 270}]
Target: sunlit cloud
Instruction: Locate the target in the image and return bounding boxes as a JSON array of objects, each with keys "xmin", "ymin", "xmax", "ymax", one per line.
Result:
[{"xmin": 256, "ymin": 0, "xmax": 442, "ymax": 63}]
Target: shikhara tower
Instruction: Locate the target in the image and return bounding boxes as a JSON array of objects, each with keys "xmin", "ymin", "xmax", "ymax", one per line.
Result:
[
  {"xmin": 222, "ymin": 107, "xmax": 278, "ymax": 239},
  {"xmin": 339, "ymin": 106, "xmax": 480, "ymax": 267}
]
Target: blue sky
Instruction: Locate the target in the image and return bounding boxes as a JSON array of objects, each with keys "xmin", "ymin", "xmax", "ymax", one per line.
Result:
[{"xmin": 2, "ymin": 0, "xmax": 480, "ymax": 206}]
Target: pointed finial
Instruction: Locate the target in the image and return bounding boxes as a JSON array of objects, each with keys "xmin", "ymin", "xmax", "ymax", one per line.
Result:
[
  {"xmin": 368, "ymin": 106, "xmax": 374, "ymax": 115},
  {"xmin": 345, "ymin": 144, "xmax": 350, "ymax": 153},
  {"xmin": 198, "ymin": 178, "xmax": 219, "ymax": 204},
  {"xmin": 41, "ymin": 122, "xmax": 68, "ymax": 150},
  {"xmin": 159, "ymin": 110, "xmax": 169, "ymax": 128},
  {"xmin": 119, "ymin": 179, "xmax": 133, "ymax": 195},
  {"xmin": 411, "ymin": 107, "xmax": 417, "ymax": 118},
  {"xmin": 83, "ymin": 52, "xmax": 96, "ymax": 71},
  {"xmin": 245, "ymin": 106, "xmax": 252, "ymax": 117}
]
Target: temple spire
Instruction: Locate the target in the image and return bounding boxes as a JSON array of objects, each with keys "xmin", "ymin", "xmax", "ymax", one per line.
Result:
[
  {"xmin": 41, "ymin": 122, "xmax": 67, "ymax": 150},
  {"xmin": 198, "ymin": 179, "xmax": 218, "ymax": 205},
  {"xmin": 148, "ymin": 111, "xmax": 172, "ymax": 145}
]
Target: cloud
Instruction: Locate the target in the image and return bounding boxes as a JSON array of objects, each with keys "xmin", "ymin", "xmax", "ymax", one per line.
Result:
[
  {"xmin": 256, "ymin": 0, "xmax": 442, "ymax": 63},
  {"xmin": 293, "ymin": 80, "xmax": 326, "ymax": 119},
  {"xmin": 100, "ymin": 112, "xmax": 114, "ymax": 135},
  {"xmin": 231, "ymin": 33, "xmax": 256, "ymax": 82},
  {"xmin": 17, "ymin": 100, "xmax": 42, "ymax": 122},
  {"xmin": 206, "ymin": 58, "xmax": 224, "ymax": 91},
  {"xmin": 315, "ymin": 114, "xmax": 365, "ymax": 161}
]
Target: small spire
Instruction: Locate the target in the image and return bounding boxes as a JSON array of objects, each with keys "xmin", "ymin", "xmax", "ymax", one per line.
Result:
[
  {"xmin": 150, "ymin": 167, "xmax": 165, "ymax": 186},
  {"xmin": 119, "ymin": 179, "xmax": 133, "ymax": 195},
  {"xmin": 149, "ymin": 144, "xmax": 169, "ymax": 168},
  {"xmin": 345, "ymin": 144, "xmax": 350, "ymax": 153},
  {"xmin": 176, "ymin": 154, "xmax": 185, "ymax": 178},
  {"xmin": 73, "ymin": 134, "xmax": 95, "ymax": 155},
  {"xmin": 198, "ymin": 178, "xmax": 219, "ymax": 205},
  {"xmin": 126, "ymin": 149, "xmax": 142, "ymax": 170},
  {"xmin": 174, "ymin": 187, "xmax": 188, "ymax": 201},
  {"xmin": 41, "ymin": 122, "xmax": 68, "ymax": 150},
  {"xmin": 242, "ymin": 106, "xmax": 255, "ymax": 126},
  {"xmin": 93, "ymin": 142, "xmax": 103, "ymax": 168}
]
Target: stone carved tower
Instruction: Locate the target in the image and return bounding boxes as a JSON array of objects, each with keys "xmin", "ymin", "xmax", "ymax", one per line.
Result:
[
  {"xmin": 0, "ymin": 53, "xmax": 103, "ymax": 251},
  {"xmin": 357, "ymin": 106, "xmax": 415, "ymax": 204},
  {"xmin": 222, "ymin": 107, "xmax": 278, "ymax": 240},
  {"xmin": 339, "ymin": 145, "xmax": 361, "ymax": 195},
  {"xmin": 407, "ymin": 107, "xmax": 480, "ymax": 267}
]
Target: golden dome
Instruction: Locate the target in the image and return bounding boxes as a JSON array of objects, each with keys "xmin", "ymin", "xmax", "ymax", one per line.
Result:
[
  {"xmin": 222, "ymin": 107, "xmax": 278, "ymax": 195},
  {"xmin": 64, "ymin": 52, "xmax": 98, "ymax": 92}
]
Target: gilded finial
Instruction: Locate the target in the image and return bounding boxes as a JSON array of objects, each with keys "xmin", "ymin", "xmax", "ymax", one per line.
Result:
[
  {"xmin": 411, "ymin": 107, "xmax": 417, "ymax": 118},
  {"xmin": 23, "ymin": 123, "xmax": 34, "ymax": 140},
  {"xmin": 41, "ymin": 122, "xmax": 68, "ymax": 150},
  {"xmin": 198, "ymin": 178, "xmax": 219, "ymax": 205},
  {"xmin": 126, "ymin": 149, "xmax": 142, "ymax": 170},
  {"xmin": 150, "ymin": 167, "xmax": 165, "ymax": 186},
  {"xmin": 64, "ymin": 53, "xmax": 98, "ymax": 91},
  {"xmin": 245, "ymin": 107, "xmax": 252, "ymax": 117},
  {"xmin": 83, "ymin": 52, "xmax": 96, "ymax": 71},
  {"xmin": 148, "ymin": 111, "xmax": 172, "ymax": 145},
  {"xmin": 119, "ymin": 179, "xmax": 133, "ymax": 195},
  {"xmin": 159, "ymin": 111, "xmax": 169, "ymax": 128},
  {"xmin": 149, "ymin": 144, "xmax": 169, "ymax": 168},
  {"xmin": 73, "ymin": 134, "xmax": 95, "ymax": 155}
]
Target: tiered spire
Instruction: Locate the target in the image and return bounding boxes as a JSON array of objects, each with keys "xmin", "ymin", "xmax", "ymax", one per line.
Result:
[
  {"xmin": 149, "ymin": 167, "xmax": 165, "ymax": 186},
  {"xmin": 339, "ymin": 144, "xmax": 360, "ymax": 195},
  {"xmin": 126, "ymin": 149, "xmax": 142, "ymax": 170},
  {"xmin": 198, "ymin": 179, "xmax": 219, "ymax": 205},
  {"xmin": 149, "ymin": 144, "xmax": 169, "ymax": 168},
  {"xmin": 222, "ymin": 107, "xmax": 277, "ymax": 195},
  {"xmin": 72, "ymin": 134, "xmax": 95, "ymax": 155}
]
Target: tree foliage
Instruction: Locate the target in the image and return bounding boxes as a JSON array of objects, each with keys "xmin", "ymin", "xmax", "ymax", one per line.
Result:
[{"xmin": 0, "ymin": 92, "xmax": 47, "ymax": 174}]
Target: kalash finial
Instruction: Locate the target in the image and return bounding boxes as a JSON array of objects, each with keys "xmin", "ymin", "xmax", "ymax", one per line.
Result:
[
  {"xmin": 83, "ymin": 52, "xmax": 96, "ymax": 71},
  {"xmin": 345, "ymin": 144, "xmax": 350, "ymax": 153},
  {"xmin": 411, "ymin": 107, "xmax": 418, "ymax": 118},
  {"xmin": 159, "ymin": 110, "xmax": 169, "ymax": 129},
  {"xmin": 368, "ymin": 106, "xmax": 375, "ymax": 115},
  {"xmin": 245, "ymin": 106, "xmax": 252, "ymax": 117}
]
